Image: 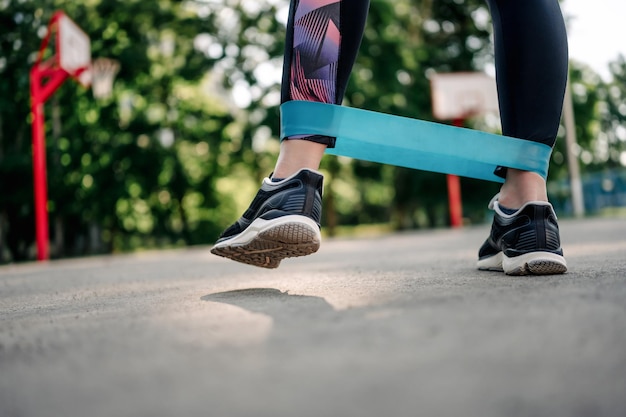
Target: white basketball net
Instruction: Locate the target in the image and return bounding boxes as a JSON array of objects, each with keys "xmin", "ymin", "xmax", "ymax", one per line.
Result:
[{"xmin": 91, "ymin": 57, "xmax": 120, "ymax": 99}]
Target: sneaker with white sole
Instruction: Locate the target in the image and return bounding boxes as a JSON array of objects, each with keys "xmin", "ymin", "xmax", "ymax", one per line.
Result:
[
  {"xmin": 211, "ymin": 169, "xmax": 323, "ymax": 268},
  {"xmin": 477, "ymin": 196, "xmax": 567, "ymax": 275}
]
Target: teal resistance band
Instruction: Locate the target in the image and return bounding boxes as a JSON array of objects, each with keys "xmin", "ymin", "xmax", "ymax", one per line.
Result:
[{"xmin": 280, "ymin": 101, "xmax": 552, "ymax": 183}]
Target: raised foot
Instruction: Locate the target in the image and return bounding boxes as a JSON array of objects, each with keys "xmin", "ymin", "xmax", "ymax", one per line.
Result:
[{"xmin": 211, "ymin": 221, "xmax": 321, "ymax": 269}]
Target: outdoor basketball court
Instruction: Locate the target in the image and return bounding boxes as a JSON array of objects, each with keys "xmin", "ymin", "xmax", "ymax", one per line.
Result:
[
  {"xmin": 28, "ymin": 10, "xmax": 585, "ymax": 261},
  {"xmin": 10, "ymin": 6, "xmax": 624, "ymax": 417}
]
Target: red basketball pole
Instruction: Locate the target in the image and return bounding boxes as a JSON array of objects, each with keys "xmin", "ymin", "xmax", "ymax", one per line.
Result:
[
  {"xmin": 447, "ymin": 118, "xmax": 465, "ymax": 228},
  {"xmin": 29, "ymin": 12, "xmax": 72, "ymax": 261},
  {"xmin": 30, "ymin": 65, "xmax": 69, "ymax": 261},
  {"xmin": 30, "ymin": 71, "xmax": 49, "ymax": 261}
]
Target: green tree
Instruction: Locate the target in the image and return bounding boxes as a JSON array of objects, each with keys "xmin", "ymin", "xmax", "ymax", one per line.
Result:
[
  {"xmin": 3, "ymin": 1, "xmax": 618, "ymax": 262},
  {"xmin": 0, "ymin": 1, "xmax": 46, "ymax": 260},
  {"xmin": 599, "ymin": 55, "xmax": 626, "ymax": 169}
]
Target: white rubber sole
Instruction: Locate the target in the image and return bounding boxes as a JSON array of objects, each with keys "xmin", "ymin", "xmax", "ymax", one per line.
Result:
[
  {"xmin": 478, "ymin": 251, "xmax": 567, "ymax": 276},
  {"xmin": 211, "ymin": 215, "xmax": 321, "ymax": 269}
]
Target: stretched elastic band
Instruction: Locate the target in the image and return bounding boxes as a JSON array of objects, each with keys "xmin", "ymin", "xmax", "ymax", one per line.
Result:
[{"xmin": 280, "ymin": 101, "xmax": 551, "ymax": 183}]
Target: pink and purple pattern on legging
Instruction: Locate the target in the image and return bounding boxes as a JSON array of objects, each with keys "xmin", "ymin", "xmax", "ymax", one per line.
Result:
[{"xmin": 290, "ymin": 0, "xmax": 341, "ymax": 103}]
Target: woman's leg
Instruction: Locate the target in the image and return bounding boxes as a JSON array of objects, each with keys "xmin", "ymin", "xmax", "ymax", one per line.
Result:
[
  {"xmin": 273, "ymin": 0, "xmax": 369, "ymax": 178},
  {"xmin": 486, "ymin": 0, "xmax": 568, "ymax": 208},
  {"xmin": 478, "ymin": 0, "xmax": 569, "ymax": 275},
  {"xmin": 212, "ymin": 0, "xmax": 369, "ymax": 268}
]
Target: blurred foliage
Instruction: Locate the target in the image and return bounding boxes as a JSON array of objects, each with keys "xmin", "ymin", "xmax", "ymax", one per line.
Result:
[
  {"xmin": 599, "ymin": 56, "xmax": 626, "ymax": 168},
  {"xmin": 339, "ymin": 0, "xmax": 501, "ymax": 230},
  {"xmin": 0, "ymin": 0, "xmax": 624, "ymax": 262},
  {"xmin": 1, "ymin": 0, "xmax": 242, "ymax": 260}
]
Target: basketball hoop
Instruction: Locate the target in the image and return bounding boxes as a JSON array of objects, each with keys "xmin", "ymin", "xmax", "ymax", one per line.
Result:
[{"xmin": 91, "ymin": 57, "xmax": 120, "ymax": 99}]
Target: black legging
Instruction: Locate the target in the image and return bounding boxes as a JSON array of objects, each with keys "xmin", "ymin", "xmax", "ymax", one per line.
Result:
[
  {"xmin": 487, "ymin": 0, "xmax": 568, "ymax": 147},
  {"xmin": 281, "ymin": 0, "xmax": 568, "ymax": 151}
]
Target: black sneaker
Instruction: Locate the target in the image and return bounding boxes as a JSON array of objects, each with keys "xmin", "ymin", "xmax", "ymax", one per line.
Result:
[
  {"xmin": 477, "ymin": 196, "xmax": 567, "ymax": 275},
  {"xmin": 211, "ymin": 169, "xmax": 323, "ymax": 268}
]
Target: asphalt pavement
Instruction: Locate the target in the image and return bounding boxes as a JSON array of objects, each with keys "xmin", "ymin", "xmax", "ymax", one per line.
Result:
[{"xmin": 1, "ymin": 215, "xmax": 625, "ymax": 417}]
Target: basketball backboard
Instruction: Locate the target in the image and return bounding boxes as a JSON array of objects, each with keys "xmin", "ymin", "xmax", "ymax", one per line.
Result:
[
  {"xmin": 430, "ymin": 72, "xmax": 499, "ymax": 121},
  {"xmin": 57, "ymin": 13, "xmax": 91, "ymax": 86}
]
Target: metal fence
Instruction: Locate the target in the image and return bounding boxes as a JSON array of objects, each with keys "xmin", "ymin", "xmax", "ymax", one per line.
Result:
[{"xmin": 550, "ymin": 168, "xmax": 626, "ymax": 216}]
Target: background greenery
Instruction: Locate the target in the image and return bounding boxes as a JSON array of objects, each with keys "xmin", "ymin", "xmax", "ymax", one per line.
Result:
[{"xmin": 1, "ymin": 0, "xmax": 624, "ymax": 262}]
